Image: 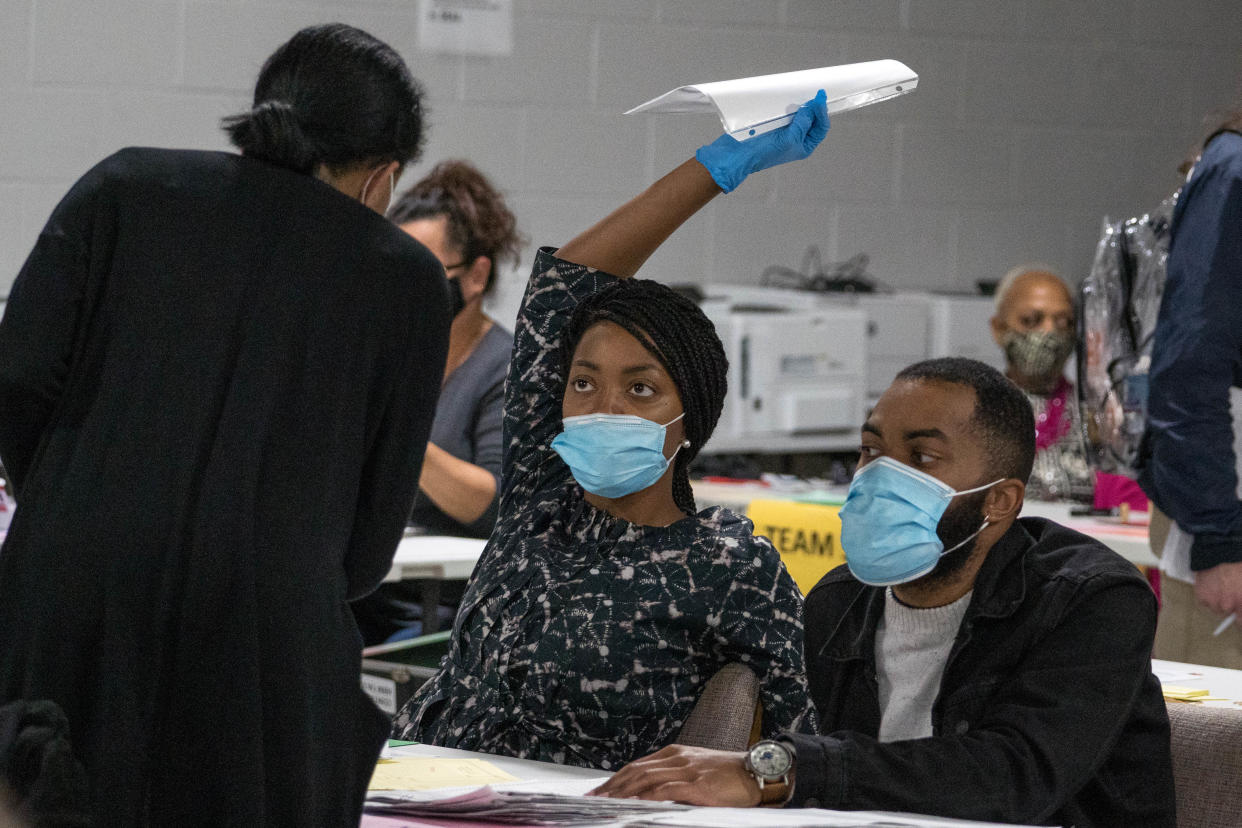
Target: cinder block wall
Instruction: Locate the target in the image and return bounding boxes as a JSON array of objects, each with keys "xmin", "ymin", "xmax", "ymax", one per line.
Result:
[{"xmin": 1, "ymin": 0, "xmax": 1239, "ymax": 327}]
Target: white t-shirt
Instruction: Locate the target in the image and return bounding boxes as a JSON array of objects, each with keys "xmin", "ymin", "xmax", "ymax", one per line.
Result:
[{"xmin": 875, "ymin": 587, "xmax": 973, "ymax": 742}]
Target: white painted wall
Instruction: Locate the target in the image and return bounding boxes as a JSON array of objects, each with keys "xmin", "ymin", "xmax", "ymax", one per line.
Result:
[{"xmin": 1, "ymin": 0, "xmax": 1240, "ymax": 328}]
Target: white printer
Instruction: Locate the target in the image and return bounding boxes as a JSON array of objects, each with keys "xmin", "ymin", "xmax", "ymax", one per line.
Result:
[
  {"xmin": 696, "ymin": 287, "xmax": 868, "ymax": 454},
  {"xmin": 691, "ymin": 286, "xmax": 1003, "ymax": 453},
  {"xmin": 852, "ymin": 292, "xmax": 1004, "ymax": 403}
]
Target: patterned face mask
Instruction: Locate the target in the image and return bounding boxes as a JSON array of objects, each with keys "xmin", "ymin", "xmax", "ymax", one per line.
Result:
[{"xmin": 1003, "ymin": 329, "xmax": 1075, "ymax": 380}]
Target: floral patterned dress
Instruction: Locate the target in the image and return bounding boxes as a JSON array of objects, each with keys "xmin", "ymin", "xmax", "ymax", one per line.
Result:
[{"xmin": 393, "ymin": 249, "xmax": 812, "ymax": 770}]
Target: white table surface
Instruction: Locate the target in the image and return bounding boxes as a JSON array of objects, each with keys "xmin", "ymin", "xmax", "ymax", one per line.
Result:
[
  {"xmin": 1153, "ymin": 658, "xmax": 1242, "ymax": 709},
  {"xmin": 383, "ymin": 534, "xmax": 487, "ymax": 583}
]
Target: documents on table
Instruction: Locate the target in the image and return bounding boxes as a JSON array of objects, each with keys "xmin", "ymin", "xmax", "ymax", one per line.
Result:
[
  {"xmin": 365, "ymin": 777, "xmax": 1051, "ymax": 827},
  {"xmin": 367, "ymin": 757, "xmax": 519, "ymax": 791},
  {"xmin": 625, "ymin": 60, "xmax": 918, "ymax": 140},
  {"xmin": 366, "ymin": 778, "xmax": 684, "ymax": 825}
]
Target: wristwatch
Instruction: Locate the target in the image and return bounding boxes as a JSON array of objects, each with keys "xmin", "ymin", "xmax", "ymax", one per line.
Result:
[{"xmin": 744, "ymin": 739, "xmax": 795, "ymax": 805}]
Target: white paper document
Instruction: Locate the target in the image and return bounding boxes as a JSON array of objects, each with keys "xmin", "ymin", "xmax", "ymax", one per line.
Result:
[
  {"xmin": 625, "ymin": 60, "xmax": 918, "ymax": 140},
  {"xmin": 365, "ymin": 779, "xmax": 1051, "ymax": 827}
]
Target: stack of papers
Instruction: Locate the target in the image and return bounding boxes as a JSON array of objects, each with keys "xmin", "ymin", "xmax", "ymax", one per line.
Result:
[
  {"xmin": 365, "ymin": 778, "xmax": 1050, "ymax": 828},
  {"xmin": 368, "ymin": 758, "xmax": 519, "ymax": 791},
  {"xmin": 365, "ymin": 782, "xmax": 687, "ymax": 825}
]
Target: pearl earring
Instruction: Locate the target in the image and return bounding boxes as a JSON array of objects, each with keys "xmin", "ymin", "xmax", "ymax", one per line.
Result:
[{"xmin": 682, "ymin": 439, "xmax": 691, "ymax": 448}]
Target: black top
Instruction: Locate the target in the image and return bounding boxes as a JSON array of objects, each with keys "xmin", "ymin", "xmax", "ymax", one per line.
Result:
[
  {"xmin": 394, "ymin": 249, "xmax": 812, "ymax": 770},
  {"xmin": 787, "ymin": 516, "xmax": 1175, "ymax": 827},
  {"xmin": 0, "ymin": 148, "xmax": 450, "ymax": 826}
]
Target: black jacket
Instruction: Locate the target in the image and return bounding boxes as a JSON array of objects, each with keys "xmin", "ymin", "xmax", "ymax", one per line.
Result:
[
  {"xmin": 786, "ymin": 517, "xmax": 1175, "ymax": 827},
  {"xmin": 0, "ymin": 148, "xmax": 451, "ymax": 826}
]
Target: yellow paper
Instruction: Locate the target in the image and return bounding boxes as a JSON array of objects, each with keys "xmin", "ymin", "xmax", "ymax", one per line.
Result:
[
  {"xmin": 367, "ymin": 757, "xmax": 519, "ymax": 791},
  {"xmin": 1162, "ymin": 685, "xmax": 1209, "ymax": 698},
  {"xmin": 746, "ymin": 499, "xmax": 844, "ymax": 594}
]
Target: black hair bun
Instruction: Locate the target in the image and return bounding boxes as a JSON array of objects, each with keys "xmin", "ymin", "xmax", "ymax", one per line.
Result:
[{"xmin": 222, "ymin": 99, "xmax": 318, "ymax": 174}]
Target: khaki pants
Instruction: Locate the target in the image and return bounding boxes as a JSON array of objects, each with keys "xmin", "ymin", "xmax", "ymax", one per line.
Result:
[{"xmin": 1150, "ymin": 506, "xmax": 1242, "ymax": 669}]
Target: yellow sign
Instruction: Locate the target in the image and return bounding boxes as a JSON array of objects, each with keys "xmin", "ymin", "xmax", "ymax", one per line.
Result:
[{"xmin": 746, "ymin": 499, "xmax": 845, "ymax": 594}]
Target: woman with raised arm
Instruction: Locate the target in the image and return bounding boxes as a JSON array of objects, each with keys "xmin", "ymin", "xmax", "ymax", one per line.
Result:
[{"xmin": 394, "ymin": 92, "xmax": 830, "ymax": 770}]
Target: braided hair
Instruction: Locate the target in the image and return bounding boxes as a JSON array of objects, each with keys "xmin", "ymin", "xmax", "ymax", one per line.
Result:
[{"xmin": 561, "ymin": 279, "xmax": 728, "ymax": 514}]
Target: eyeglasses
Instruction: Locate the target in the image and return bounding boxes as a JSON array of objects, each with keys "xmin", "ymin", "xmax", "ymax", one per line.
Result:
[{"xmin": 442, "ymin": 260, "xmax": 469, "ymax": 275}]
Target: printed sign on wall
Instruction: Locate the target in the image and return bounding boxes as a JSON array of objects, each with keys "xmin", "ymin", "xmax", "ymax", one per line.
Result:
[{"xmin": 418, "ymin": 0, "xmax": 513, "ymax": 56}]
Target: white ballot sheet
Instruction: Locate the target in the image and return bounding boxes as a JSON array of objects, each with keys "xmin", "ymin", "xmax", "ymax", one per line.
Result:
[{"xmin": 625, "ymin": 60, "xmax": 918, "ymax": 140}]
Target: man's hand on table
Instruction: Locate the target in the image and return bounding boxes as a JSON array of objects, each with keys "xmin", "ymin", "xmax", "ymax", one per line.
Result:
[{"xmin": 588, "ymin": 745, "xmax": 762, "ymax": 806}]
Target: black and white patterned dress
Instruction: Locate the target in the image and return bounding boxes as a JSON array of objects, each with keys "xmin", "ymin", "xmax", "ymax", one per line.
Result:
[{"xmin": 393, "ymin": 249, "xmax": 812, "ymax": 770}]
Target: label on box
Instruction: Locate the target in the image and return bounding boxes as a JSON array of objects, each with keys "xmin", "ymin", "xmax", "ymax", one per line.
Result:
[{"xmin": 362, "ymin": 673, "xmax": 398, "ymax": 715}]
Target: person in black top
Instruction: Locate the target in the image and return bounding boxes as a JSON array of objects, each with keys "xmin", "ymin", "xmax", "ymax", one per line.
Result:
[{"xmin": 0, "ymin": 24, "xmax": 450, "ymax": 827}]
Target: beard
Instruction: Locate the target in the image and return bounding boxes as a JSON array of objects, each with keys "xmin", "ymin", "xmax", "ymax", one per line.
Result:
[{"xmin": 919, "ymin": 488, "xmax": 990, "ymax": 588}]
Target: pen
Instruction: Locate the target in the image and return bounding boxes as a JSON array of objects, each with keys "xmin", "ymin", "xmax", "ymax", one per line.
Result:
[{"xmin": 1213, "ymin": 613, "xmax": 1237, "ymax": 637}]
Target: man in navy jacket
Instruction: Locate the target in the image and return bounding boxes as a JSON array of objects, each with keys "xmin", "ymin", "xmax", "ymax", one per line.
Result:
[{"xmin": 1140, "ymin": 119, "xmax": 1242, "ymax": 667}]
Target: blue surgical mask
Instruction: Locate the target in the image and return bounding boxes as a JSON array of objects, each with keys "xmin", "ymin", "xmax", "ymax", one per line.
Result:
[
  {"xmin": 840, "ymin": 456, "xmax": 1001, "ymax": 587},
  {"xmin": 551, "ymin": 412, "xmax": 687, "ymax": 499}
]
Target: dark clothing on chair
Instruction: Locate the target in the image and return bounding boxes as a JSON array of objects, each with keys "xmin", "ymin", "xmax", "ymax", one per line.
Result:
[
  {"xmin": 0, "ymin": 148, "xmax": 450, "ymax": 826},
  {"xmin": 786, "ymin": 517, "xmax": 1176, "ymax": 827}
]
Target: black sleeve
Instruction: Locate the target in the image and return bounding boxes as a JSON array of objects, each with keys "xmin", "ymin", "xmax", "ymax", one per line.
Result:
[
  {"xmin": 0, "ymin": 164, "xmax": 106, "ymax": 496},
  {"xmin": 343, "ymin": 263, "xmax": 451, "ymax": 599}
]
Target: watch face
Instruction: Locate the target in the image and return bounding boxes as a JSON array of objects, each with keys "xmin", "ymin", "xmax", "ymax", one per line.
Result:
[{"xmin": 748, "ymin": 742, "xmax": 792, "ymax": 778}]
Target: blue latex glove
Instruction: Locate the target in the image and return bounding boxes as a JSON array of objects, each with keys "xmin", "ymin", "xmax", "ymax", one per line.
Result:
[{"xmin": 695, "ymin": 89, "xmax": 830, "ymax": 193}]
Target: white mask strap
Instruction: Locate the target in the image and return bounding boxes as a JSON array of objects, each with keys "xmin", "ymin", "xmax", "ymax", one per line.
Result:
[
  {"xmin": 661, "ymin": 411, "xmax": 686, "ymax": 429},
  {"xmin": 950, "ymin": 477, "xmax": 1005, "ymax": 498},
  {"xmin": 942, "ymin": 517, "xmax": 990, "ymax": 556},
  {"xmin": 360, "ymin": 167, "xmax": 393, "ymax": 212}
]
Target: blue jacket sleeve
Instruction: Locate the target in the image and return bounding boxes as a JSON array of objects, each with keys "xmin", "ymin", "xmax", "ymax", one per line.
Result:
[{"xmin": 1142, "ymin": 132, "xmax": 1242, "ymax": 570}]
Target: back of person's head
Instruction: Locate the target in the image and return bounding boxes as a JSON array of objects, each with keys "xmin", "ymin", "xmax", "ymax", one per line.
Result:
[
  {"xmin": 222, "ymin": 23, "xmax": 425, "ymax": 175},
  {"xmin": 896, "ymin": 357, "xmax": 1035, "ymax": 483},
  {"xmin": 388, "ymin": 161, "xmax": 524, "ymax": 293},
  {"xmin": 561, "ymin": 281, "xmax": 728, "ymax": 514}
]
